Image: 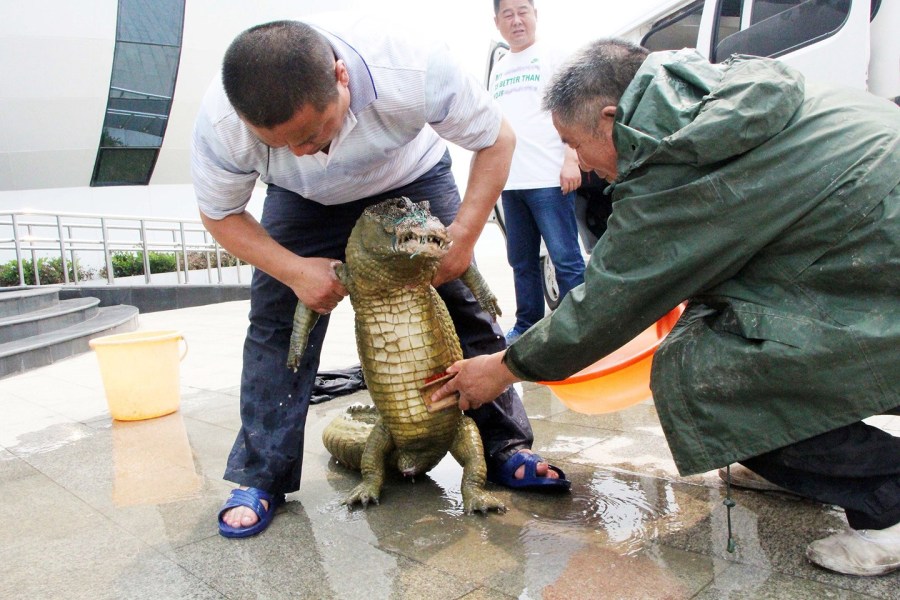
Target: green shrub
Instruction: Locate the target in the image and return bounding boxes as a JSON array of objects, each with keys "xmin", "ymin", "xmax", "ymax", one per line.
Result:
[
  {"xmin": 0, "ymin": 249, "xmax": 239, "ymax": 286},
  {"xmin": 0, "ymin": 258, "xmax": 32, "ymax": 286},
  {"xmin": 99, "ymin": 251, "xmax": 177, "ymax": 279},
  {"xmin": 186, "ymin": 250, "xmax": 239, "ymax": 270},
  {"xmin": 0, "ymin": 256, "xmax": 94, "ymax": 286},
  {"xmin": 110, "ymin": 252, "xmax": 144, "ymax": 277},
  {"xmin": 97, "ymin": 250, "xmax": 235, "ymax": 279},
  {"xmin": 148, "ymin": 252, "xmax": 177, "ymax": 274}
]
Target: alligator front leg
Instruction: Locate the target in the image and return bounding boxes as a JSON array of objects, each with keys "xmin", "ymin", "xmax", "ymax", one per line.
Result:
[
  {"xmin": 460, "ymin": 265, "xmax": 501, "ymax": 320},
  {"xmin": 344, "ymin": 418, "xmax": 395, "ymax": 508},
  {"xmin": 449, "ymin": 416, "xmax": 506, "ymax": 514}
]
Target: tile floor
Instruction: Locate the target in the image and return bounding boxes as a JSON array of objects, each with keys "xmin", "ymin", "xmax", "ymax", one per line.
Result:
[{"xmin": 2, "ymin": 226, "xmax": 897, "ymax": 599}]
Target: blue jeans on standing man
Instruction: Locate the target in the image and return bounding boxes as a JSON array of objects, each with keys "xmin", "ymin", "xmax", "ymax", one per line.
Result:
[{"xmin": 501, "ymin": 186, "xmax": 585, "ymax": 340}]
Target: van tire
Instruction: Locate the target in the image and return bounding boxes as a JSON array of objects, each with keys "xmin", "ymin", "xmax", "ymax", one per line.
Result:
[{"xmin": 541, "ymin": 255, "xmax": 561, "ymax": 310}]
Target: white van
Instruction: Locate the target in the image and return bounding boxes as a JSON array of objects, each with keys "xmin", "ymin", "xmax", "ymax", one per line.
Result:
[
  {"xmin": 620, "ymin": 0, "xmax": 897, "ymax": 99},
  {"xmin": 488, "ymin": 0, "xmax": 898, "ymax": 309}
]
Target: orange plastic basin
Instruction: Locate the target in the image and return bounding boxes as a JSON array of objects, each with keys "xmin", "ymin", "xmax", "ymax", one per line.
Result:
[{"xmin": 539, "ymin": 304, "xmax": 685, "ymax": 414}]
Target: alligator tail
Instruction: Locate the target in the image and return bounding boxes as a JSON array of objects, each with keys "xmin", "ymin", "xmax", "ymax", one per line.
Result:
[
  {"xmin": 287, "ymin": 302, "xmax": 319, "ymax": 371},
  {"xmin": 321, "ymin": 404, "xmax": 379, "ymax": 470}
]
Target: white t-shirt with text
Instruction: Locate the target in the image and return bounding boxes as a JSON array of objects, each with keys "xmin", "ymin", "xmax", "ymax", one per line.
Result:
[{"xmin": 489, "ymin": 40, "xmax": 570, "ymax": 191}]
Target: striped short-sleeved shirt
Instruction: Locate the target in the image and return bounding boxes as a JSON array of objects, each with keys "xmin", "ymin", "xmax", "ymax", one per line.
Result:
[{"xmin": 191, "ymin": 15, "xmax": 503, "ymax": 219}]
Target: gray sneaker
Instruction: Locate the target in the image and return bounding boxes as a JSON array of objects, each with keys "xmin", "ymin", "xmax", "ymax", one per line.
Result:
[
  {"xmin": 806, "ymin": 522, "xmax": 900, "ymax": 576},
  {"xmin": 717, "ymin": 464, "xmax": 795, "ymax": 494}
]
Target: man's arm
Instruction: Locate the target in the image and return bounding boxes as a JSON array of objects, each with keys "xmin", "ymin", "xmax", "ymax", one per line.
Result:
[
  {"xmin": 433, "ymin": 117, "xmax": 515, "ymax": 287},
  {"xmin": 200, "ymin": 211, "xmax": 346, "ymax": 314},
  {"xmin": 560, "ymin": 146, "xmax": 581, "ymax": 195}
]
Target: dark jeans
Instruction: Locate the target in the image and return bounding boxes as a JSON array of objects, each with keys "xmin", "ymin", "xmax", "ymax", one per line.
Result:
[
  {"xmin": 741, "ymin": 420, "xmax": 900, "ymax": 530},
  {"xmin": 501, "ymin": 187, "xmax": 584, "ymax": 334},
  {"xmin": 224, "ymin": 152, "xmax": 534, "ymax": 494}
]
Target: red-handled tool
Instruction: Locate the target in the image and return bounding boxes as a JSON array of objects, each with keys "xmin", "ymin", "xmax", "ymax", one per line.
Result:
[{"xmin": 421, "ymin": 372, "xmax": 459, "ymax": 413}]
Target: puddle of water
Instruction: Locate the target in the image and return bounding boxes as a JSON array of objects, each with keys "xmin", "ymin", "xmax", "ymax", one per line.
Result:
[
  {"xmin": 512, "ymin": 470, "xmax": 685, "ymax": 555},
  {"xmin": 320, "ymin": 453, "xmax": 471, "ymax": 518},
  {"xmin": 4, "ymin": 420, "xmax": 93, "ymax": 456},
  {"xmin": 588, "ymin": 474, "xmax": 673, "ymax": 552},
  {"xmin": 416, "ymin": 454, "xmax": 467, "ymax": 516}
]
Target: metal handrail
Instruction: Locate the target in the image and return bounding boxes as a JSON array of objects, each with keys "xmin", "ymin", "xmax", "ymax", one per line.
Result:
[{"xmin": 0, "ymin": 210, "xmax": 247, "ymax": 287}]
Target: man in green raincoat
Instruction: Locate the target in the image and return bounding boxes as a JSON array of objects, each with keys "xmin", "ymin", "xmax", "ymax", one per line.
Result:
[{"xmin": 431, "ymin": 39, "xmax": 900, "ymax": 576}]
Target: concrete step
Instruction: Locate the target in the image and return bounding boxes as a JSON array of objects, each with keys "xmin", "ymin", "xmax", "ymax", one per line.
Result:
[
  {"xmin": 0, "ymin": 304, "xmax": 139, "ymax": 379},
  {"xmin": 0, "ymin": 286, "xmax": 60, "ymax": 318},
  {"xmin": 0, "ymin": 297, "xmax": 100, "ymax": 344}
]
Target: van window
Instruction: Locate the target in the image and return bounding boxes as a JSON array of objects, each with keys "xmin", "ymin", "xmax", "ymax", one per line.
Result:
[
  {"xmin": 750, "ymin": 0, "xmax": 798, "ymax": 23},
  {"xmin": 709, "ymin": 0, "xmax": 743, "ymax": 56},
  {"xmin": 712, "ymin": 0, "xmax": 852, "ymax": 63},
  {"xmin": 642, "ymin": 0, "xmax": 704, "ymax": 51}
]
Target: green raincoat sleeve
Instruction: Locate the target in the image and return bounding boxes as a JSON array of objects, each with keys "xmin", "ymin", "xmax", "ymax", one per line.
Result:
[{"xmin": 505, "ymin": 50, "xmax": 900, "ymax": 474}]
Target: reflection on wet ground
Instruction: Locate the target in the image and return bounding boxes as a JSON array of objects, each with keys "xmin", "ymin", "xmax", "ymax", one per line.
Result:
[
  {"xmin": 112, "ymin": 414, "xmax": 203, "ymax": 507},
  {"xmin": 2, "ymin": 246, "xmax": 898, "ymax": 598},
  {"xmin": 7, "ymin": 372, "xmax": 896, "ymax": 598}
]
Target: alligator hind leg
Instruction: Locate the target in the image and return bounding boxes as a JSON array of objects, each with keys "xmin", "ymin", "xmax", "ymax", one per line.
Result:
[
  {"xmin": 450, "ymin": 416, "xmax": 506, "ymax": 514},
  {"xmin": 344, "ymin": 418, "xmax": 394, "ymax": 508}
]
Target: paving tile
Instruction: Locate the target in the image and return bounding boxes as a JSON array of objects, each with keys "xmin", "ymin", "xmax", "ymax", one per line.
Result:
[
  {"xmin": 658, "ymin": 486, "xmax": 900, "ymax": 598},
  {"xmin": 517, "ymin": 381, "xmax": 574, "ymax": 419},
  {"xmin": 0, "ymin": 524, "xmax": 223, "ymax": 600},
  {"xmin": 495, "ymin": 541, "xmax": 719, "ymax": 600},
  {"xmin": 0, "ymin": 469, "xmax": 221, "ymax": 599},
  {"xmin": 11, "ymin": 414, "xmax": 232, "ymax": 552},
  {"xmin": 693, "ymin": 562, "xmax": 880, "ymax": 599},
  {"xmin": 565, "ymin": 425, "xmax": 683, "ymax": 479},
  {"xmin": 526, "ymin": 417, "xmax": 619, "ymax": 461},
  {"xmin": 179, "ymin": 388, "xmax": 242, "ymax": 430},
  {"xmin": 1, "ymin": 414, "xmax": 94, "ymax": 455},
  {"xmin": 173, "ymin": 501, "xmax": 478, "ymax": 600},
  {"xmin": 0, "ymin": 446, "xmax": 38, "ymax": 481}
]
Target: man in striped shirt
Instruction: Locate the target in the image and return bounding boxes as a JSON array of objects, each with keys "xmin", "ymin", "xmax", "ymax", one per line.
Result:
[{"xmin": 192, "ymin": 17, "xmax": 569, "ymax": 538}]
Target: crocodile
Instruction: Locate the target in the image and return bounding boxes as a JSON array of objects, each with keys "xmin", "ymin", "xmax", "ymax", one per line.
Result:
[{"xmin": 287, "ymin": 197, "xmax": 505, "ymax": 514}]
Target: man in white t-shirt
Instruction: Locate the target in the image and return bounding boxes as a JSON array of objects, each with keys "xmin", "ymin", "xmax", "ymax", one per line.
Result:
[
  {"xmin": 490, "ymin": 0, "xmax": 586, "ymax": 344},
  {"xmin": 192, "ymin": 16, "xmax": 571, "ymax": 539}
]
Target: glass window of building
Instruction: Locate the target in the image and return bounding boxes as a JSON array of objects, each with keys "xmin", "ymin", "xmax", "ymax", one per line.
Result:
[{"xmin": 92, "ymin": 0, "xmax": 185, "ymax": 186}]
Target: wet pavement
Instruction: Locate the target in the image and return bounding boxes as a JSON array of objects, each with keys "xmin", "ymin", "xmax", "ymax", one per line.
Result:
[{"xmin": 2, "ymin": 226, "xmax": 898, "ymax": 599}]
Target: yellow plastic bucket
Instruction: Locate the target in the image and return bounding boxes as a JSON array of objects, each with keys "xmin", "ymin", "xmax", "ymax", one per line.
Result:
[{"xmin": 89, "ymin": 330, "xmax": 188, "ymax": 421}]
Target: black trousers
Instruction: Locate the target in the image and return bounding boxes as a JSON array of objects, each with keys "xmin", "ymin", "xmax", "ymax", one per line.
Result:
[
  {"xmin": 224, "ymin": 152, "xmax": 534, "ymax": 494},
  {"xmin": 742, "ymin": 420, "xmax": 900, "ymax": 530}
]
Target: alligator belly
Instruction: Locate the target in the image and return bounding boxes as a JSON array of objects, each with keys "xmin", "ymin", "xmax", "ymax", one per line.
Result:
[{"xmin": 353, "ymin": 290, "xmax": 462, "ymax": 451}]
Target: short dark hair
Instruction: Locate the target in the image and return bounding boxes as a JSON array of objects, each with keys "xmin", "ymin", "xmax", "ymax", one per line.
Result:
[
  {"xmin": 543, "ymin": 39, "xmax": 649, "ymax": 135},
  {"xmin": 222, "ymin": 20, "xmax": 337, "ymax": 128},
  {"xmin": 493, "ymin": 0, "xmax": 534, "ymax": 16}
]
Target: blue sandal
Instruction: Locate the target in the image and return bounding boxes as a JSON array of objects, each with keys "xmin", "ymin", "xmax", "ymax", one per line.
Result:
[
  {"xmin": 217, "ymin": 488, "xmax": 285, "ymax": 538},
  {"xmin": 489, "ymin": 452, "xmax": 571, "ymax": 491}
]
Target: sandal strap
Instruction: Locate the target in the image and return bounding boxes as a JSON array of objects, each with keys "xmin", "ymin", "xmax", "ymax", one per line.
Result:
[
  {"xmin": 520, "ymin": 452, "xmax": 543, "ymax": 479},
  {"xmin": 220, "ymin": 487, "xmax": 276, "ymax": 519},
  {"xmin": 497, "ymin": 451, "xmax": 544, "ymax": 478}
]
